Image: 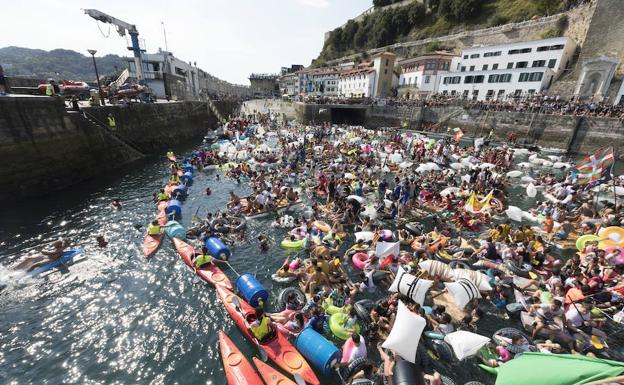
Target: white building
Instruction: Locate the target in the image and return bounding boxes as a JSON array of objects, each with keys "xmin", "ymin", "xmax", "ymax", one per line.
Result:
[
  {"xmin": 339, "ymin": 65, "xmax": 376, "ymax": 98},
  {"xmin": 438, "ymin": 37, "xmax": 577, "ymax": 100},
  {"xmin": 298, "ymin": 68, "xmax": 340, "ymax": 97},
  {"xmin": 278, "ymin": 72, "xmax": 298, "ymax": 96},
  {"xmin": 398, "ymin": 52, "xmax": 456, "ymax": 99}
]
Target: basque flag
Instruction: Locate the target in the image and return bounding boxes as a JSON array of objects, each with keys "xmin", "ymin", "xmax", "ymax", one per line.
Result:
[{"xmin": 576, "ymin": 147, "xmax": 615, "ymax": 185}]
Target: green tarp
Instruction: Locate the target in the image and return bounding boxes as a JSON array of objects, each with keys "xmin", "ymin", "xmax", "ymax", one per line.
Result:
[{"xmin": 486, "ymin": 353, "xmax": 624, "ymax": 385}]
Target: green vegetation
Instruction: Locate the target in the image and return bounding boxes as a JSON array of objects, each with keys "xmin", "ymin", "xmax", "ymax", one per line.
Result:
[
  {"xmin": 542, "ymin": 15, "xmax": 569, "ymax": 38},
  {"xmin": 318, "ymin": 0, "xmax": 570, "ymax": 62},
  {"xmin": 0, "ymin": 46, "xmax": 123, "ymax": 80},
  {"xmin": 373, "ymin": 0, "xmax": 406, "ymax": 7}
]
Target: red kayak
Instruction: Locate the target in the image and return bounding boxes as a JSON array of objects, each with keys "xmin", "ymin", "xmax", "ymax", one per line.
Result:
[
  {"xmin": 173, "ymin": 238, "xmax": 233, "ymax": 290},
  {"xmin": 219, "ymin": 331, "xmax": 264, "ymax": 385},
  {"xmin": 143, "ymin": 234, "xmax": 162, "ymax": 258},
  {"xmin": 253, "ymin": 358, "xmax": 297, "ymax": 385},
  {"xmin": 216, "ymin": 286, "xmax": 319, "ymax": 385}
]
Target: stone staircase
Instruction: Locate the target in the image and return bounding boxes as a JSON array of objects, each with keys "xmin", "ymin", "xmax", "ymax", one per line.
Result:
[
  {"xmin": 80, "ymin": 111, "xmax": 145, "ymax": 159},
  {"xmin": 206, "ymin": 97, "xmax": 227, "ymax": 124}
]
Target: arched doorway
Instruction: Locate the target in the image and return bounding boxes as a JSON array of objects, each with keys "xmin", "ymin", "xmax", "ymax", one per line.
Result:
[{"xmin": 581, "ymin": 72, "xmax": 602, "ymax": 98}]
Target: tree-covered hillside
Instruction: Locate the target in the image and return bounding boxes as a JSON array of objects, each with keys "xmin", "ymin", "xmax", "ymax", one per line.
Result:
[
  {"xmin": 317, "ymin": 0, "xmax": 579, "ymax": 64},
  {"xmin": 0, "ymin": 46, "xmax": 124, "ymax": 81}
]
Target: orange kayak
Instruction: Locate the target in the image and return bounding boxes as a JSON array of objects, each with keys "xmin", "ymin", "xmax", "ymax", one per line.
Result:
[
  {"xmin": 173, "ymin": 238, "xmax": 233, "ymax": 290},
  {"xmin": 219, "ymin": 331, "xmax": 264, "ymax": 385},
  {"xmin": 143, "ymin": 234, "xmax": 162, "ymax": 258},
  {"xmin": 216, "ymin": 286, "xmax": 319, "ymax": 385},
  {"xmin": 253, "ymin": 358, "xmax": 297, "ymax": 385}
]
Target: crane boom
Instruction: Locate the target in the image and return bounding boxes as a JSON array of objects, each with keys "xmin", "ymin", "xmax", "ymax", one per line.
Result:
[{"xmin": 83, "ymin": 8, "xmax": 144, "ymax": 83}]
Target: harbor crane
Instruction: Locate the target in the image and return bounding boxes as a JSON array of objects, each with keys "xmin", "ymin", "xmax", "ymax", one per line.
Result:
[{"xmin": 83, "ymin": 9, "xmax": 144, "ymax": 83}]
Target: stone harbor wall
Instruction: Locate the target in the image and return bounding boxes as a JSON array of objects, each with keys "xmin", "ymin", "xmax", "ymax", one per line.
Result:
[{"xmin": 0, "ymin": 97, "xmax": 234, "ymax": 200}]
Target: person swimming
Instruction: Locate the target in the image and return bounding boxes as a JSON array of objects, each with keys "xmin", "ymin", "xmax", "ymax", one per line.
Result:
[{"xmin": 12, "ymin": 239, "xmax": 69, "ymax": 272}]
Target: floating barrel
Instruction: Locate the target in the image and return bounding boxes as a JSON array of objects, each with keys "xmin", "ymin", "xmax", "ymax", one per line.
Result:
[
  {"xmin": 295, "ymin": 328, "xmax": 340, "ymax": 375},
  {"xmin": 164, "ymin": 221, "xmax": 186, "ymax": 239},
  {"xmin": 205, "ymin": 236, "xmax": 231, "ymax": 260},
  {"xmin": 172, "ymin": 184, "xmax": 188, "ymax": 199},
  {"xmin": 181, "ymin": 172, "xmax": 193, "ymax": 184},
  {"xmin": 393, "ymin": 360, "xmax": 425, "ymax": 385},
  {"xmin": 165, "ymin": 199, "xmax": 181, "ymax": 218},
  {"xmin": 183, "ymin": 164, "xmax": 194, "ymax": 173},
  {"xmin": 236, "ymin": 273, "xmax": 268, "ymax": 307}
]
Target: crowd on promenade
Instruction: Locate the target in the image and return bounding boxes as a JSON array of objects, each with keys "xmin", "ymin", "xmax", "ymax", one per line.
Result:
[{"xmin": 300, "ymin": 92, "xmax": 624, "ymax": 120}]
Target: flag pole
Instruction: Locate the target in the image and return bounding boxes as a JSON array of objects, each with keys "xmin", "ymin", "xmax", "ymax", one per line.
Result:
[{"xmin": 613, "ymin": 147, "xmax": 617, "ymax": 208}]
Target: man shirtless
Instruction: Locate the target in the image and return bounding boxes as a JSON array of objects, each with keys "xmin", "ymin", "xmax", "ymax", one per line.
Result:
[
  {"xmin": 12, "ymin": 239, "xmax": 69, "ymax": 272},
  {"xmin": 304, "ymin": 266, "xmax": 330, "ymax": 295}
]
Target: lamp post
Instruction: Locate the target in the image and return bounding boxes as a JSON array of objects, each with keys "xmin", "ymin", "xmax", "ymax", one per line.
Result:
[{"xmin": 87, "ymin": 49, "xmax": 104, "ymax": 105}]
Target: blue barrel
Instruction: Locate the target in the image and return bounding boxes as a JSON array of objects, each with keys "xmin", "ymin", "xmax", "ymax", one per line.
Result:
[
  {"xmin": 183, "ymin": 164, "xmax": 194, "ymax": 173},
  {"xmin": 172, "ymin": 184, "xmax": 188, "ymax": 199},
  {"xmin": 204, "ymin": 236, "xmax": 231, "ymax": 260},
  {"xmin": 235, "ymin": 273, "xmax": 268, "ymax": 307},
  {"xmin": 165, "ymin": 199, "xmax": 181, "ymax": 218},
  {"xmin": 165, "ymin": 221, "xmax": 186, "ymax": 239},
  {"xmin": 295, "ymin": 328, "xmax": 340, "ymax": 375},
  {"xmin": 181, "ymin": 172, "xmax": 193, "ymax": 184}
]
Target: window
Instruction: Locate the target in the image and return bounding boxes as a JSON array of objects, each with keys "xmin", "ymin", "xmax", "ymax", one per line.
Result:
[
  {"xmin": 497, "ymin": 89, "xmax": 505, "ymax": 98},
  {"xmin": 426, "ymin": 63, "xmax": 436, "ymax": 70},
  {"xmin": 519, "ymin": 72, "xmax": 543, "ymax": 82},
  {"xmin": 384, "ymin": 69, "xmax": 387, "ymax": 74},
  {"xmin": 425, "ymin": 75, "xmax": 431, "ymax": 84},
  {"xmin": 486, "ymin": 90, "xmax": 494, "ymax": 100},
  {"xmin": 537, "ymin": 46, "xmax": 549, "ymax": 52},
  {"xmin": 463, "ymin": 55, "xmax": 468, "ymax": 59},
  {"xmin": 385, "ymin": 59, "xmax": 389, "ymax": 66},
  {"xmin": 532, "ymin": 60, "xmax": 546, "ymax": 67},
  {"xmin": 482, "ymin": 64, "xmax": 488, "ymax": 71},
  {"xmin": 464, "ymin": 75, "xmax": 474, "ymax": 84},
  {"xmin": 548, "ymin": 59, "xmax": 557, "ymax": 68},
  {"xmin": 550, "ymin": 44, "xmax": 564, "ymax": 50},
  {"xmin": 516, "ymin": 61, "xmax": 528, "ymax": 68},
  {"xmin": 462, "ymin": 90, "xmax": 469, "ymax": 99},
  {"xmin": 507, "ymin": 62, "xmax": 514, "ymax": 69},
  {"xmin": 470, "ymin": 53, "xmax": 480, "ymax": 58},
  {"xmin": 469, "ymin": 65, "xmax": 475, "ymax": 71},
  {"xmin": 461, "ymin": 66, "xmax": 466, "ymax": 72},
  {"xmin": 492, "ymin": 64, "xmax": 499, "ymax": 70},
  {"xmin": 474, "ymin": 75, "xmax": 484, "ymax": 83},
  {"xmin": 514, "ymin": 89, "xmax": 522, "ymax": 98},
  {"xmin": 457, "ymin": 63, "xmax": 461, "ymax": 70},
  {"xmin": 528, "ymin": 89, "xmax": 536, "ymax": 94},
  {"xmin": 484, "ymin": 51, "xmax": 502, "ymax": 57},
  {"xmin": 508, "ymin": 48, "xmax": 532, "ymax": 54},
  {"xmin": 472, "ymin": 90, "xmax": 479, "ymax": 100},
  {"xmin": 488, "ymin": 74, "xmax": 497, "ymax": 83},
  {"xmin": 451, "ymin": 90, "xmax": 456, "ymax": 96}
]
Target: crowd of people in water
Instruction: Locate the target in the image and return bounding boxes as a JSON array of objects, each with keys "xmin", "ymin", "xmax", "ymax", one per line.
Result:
[
  {"xmin": 10, "ymin": 101, "xmax": 624, "ymax": 384},
  {"xmin": 144, "ymin": 102, "xmax": 624, "ymax": 385}
]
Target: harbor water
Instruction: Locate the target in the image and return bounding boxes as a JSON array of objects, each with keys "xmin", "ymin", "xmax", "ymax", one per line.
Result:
[{"xmin": 0, "ymin": 138, "xmax": 622, "ymax": 385}]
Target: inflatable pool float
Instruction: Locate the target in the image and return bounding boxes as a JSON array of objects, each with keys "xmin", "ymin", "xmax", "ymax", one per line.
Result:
[
  {"xmin": 351, "ymin": 252, "xmax": 371, "ymax": 269},
  {"xmin": 276, "ymin": 287, "xmax": 306, "ymax": 312},
  {"xmin": 281, "ymin": 238, "xmax": 304, "ymax": 249},
  {"xmin": 598, "ymin": 226, "xmax": 624, "ymax": 249},
  {"xmin": 312, "ymin": 220, "xmax": 331, "ymax": 233},
  {"xmin": 289, "ymin": 226, "xmax": 307, "ymax": 239},
  {"xmin": 576, "ymin": 234, "xmax": 600, "ymax": 251},
  {"xmin": 322, "ymin": 298, "xmax": 345, "ymax": 315},
  {"xmin": 329, "ymin": 312, "xmax": 360, "ymax": 340}
]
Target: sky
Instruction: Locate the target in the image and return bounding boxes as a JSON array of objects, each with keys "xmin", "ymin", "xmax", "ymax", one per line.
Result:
[{"xmin": 0, "ymin": 0, "xmax": 371, "ymax": 85}]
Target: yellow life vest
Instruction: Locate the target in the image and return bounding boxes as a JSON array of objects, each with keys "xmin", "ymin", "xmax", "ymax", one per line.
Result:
[
  {"xmin": 158, "ymin": 193, "xmax": 168, "ymax": 201},
  {"xmin": 147, "ymin": 224, "xmax": 161, "ymax": 235},
  {"xmin": 107, "ymin": 115, "xmax": 116, "ymax": 128},
  {"xmin": 250, "ymin": 316, "xmax": 271, "ymax": 340},
  {"xmin": 46, "ymin": 84, "xmax": 54, "ymax": 96},
  {"xmin": 195, "ymin": 254, "xmax": 212, "ymax": 268}
]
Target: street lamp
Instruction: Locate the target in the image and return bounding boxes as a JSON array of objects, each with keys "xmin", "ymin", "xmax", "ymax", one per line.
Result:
[{"xmin": 87, "ymin": 49, "xmax": 104, "ymax": 106}]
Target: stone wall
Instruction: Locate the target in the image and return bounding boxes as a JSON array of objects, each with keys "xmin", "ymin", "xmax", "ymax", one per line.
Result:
[
  {"xmin": 0, "ymin": 97, "xmax": 234, "ymax": 200},
  {"xmin": 366, "ymin": 104, "xmax": 624, "ymax": 154}
]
